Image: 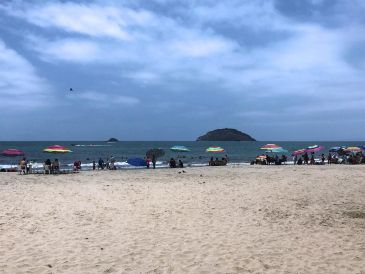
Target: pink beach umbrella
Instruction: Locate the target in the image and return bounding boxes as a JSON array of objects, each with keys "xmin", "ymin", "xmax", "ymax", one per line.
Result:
[
  {"xmin": 260, "ymin": 144, "xmax": 281, "ymax": 150},
  {"xmin": 1, "ymin": 149, "xmax": 25, "ymax": 157},
  {"xmin": 305, "ymin": 145, "xmax": 324, "ymax": 153},
  {"xmin": 292, "ymin": 149, "xmax": 306, "ymax": 156}
]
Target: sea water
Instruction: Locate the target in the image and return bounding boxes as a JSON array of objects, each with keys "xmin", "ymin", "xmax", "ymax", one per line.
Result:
[{"xmin": 0, "ymin": 141, "xmax": 363, "ymax": 170}]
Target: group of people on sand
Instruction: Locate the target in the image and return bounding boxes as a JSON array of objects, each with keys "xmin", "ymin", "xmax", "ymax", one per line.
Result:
[
  {"xmin": 209, "ymin": 155, "xmax": 229, "ymax": 166},
  {"xmin": 169, "ymin": 158, "xmax": 184, "ymax": 168},
  {"xmin": 17, "ymin": 158, "xmax": 33, "ymax": 174},
  {"xmin": 145, "ymin": 155, "xmax": 157, "ymax": 169},
  {"xmin": 254, "ymin": 151, "xmax": 365, "ymax": 166},
  {"xmin": 254, "ymin": 154, "xmax": 287, "ymax": 165},
  {"xmin": 44, "ymin": 158, "xmax": 60, "ymax": 174},
  {"xmin": 96, "ymin": 156, "xmax": 116, "ymax": 170},
  {"xmin": 294, "ymin": 152, "xmax": 365, "ymax": 165}
]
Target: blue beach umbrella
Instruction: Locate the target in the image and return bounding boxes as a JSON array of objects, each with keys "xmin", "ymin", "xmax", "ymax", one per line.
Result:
[
  {"xmin": 329, "ymin": 146, "xmax": 345, "ymax": 152},
  {"xmin": 127, "ymin": 157, "xmax": 147, "ymax": 167}
]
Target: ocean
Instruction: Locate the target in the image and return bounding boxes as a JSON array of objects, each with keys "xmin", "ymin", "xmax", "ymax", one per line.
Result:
[{"xmin": 0, "ymin": 141, "xmax": 363, "ymax": 170}]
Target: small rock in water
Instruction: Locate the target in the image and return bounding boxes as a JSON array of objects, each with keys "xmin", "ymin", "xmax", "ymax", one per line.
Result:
[
  {"xmin": 47, "ymin": 264, "xmax": 52, "ymax": 268},
  {"xmin": 101, "ymin": 247, "xmax": 104, "ymax": 250}
]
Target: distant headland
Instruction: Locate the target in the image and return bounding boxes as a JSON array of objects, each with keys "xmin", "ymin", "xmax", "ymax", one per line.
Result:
[
  {"xmin": 196, "ymin": 128, "xmax": 256, "ymax": 141},
  {"xmin": 107, "ymin": 138, "xmax": 119, "ymax": 142}
]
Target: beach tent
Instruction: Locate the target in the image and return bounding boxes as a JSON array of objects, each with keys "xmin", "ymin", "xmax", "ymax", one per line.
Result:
[
  {"xmin": 43, "ymin": 145, "xmax": 72, "ymax": 153},
  {"xmin": 206, "ymin": 146, "xmax": 225, "ymax": 153},
  {"xmin": 1, "ymin": 149, "xmax": 25, "ymax": 156},
  {"xmin": 127, "ymin": 157, "xmax": 147, "ymax": 167},
  {"xmin": 170, "ymin": 146, "xmax": 190, "ymax": 152}
]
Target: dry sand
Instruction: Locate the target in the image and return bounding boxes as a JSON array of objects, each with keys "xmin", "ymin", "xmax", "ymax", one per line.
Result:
[{"xmin": 0, "ymin": 165, "xmax": 364, "ymax": 273}]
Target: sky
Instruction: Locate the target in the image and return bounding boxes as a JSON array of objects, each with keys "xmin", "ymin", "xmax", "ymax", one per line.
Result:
[{"xmin": 0, "ymin": 0, "xmax": 364, "ymax": 141}]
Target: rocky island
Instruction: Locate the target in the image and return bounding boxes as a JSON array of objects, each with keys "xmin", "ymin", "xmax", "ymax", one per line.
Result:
[
  {"xmin": 196, "ymin": 128, "xmax": 256, "ymax": 141},
  {"xmin": 106, "ymin": 138, "xmax": 119, "ymax": 142}
]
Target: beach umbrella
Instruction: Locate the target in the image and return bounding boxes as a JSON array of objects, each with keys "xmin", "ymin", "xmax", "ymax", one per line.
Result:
[
  {"xmin": 170, "ymin": 145, "xmax": 190, "ymax": 152},
  {"xmin": 292, "ymin": 149, "xmax": 306, "ymax": 156},
  {"xmin": 344, "ymin": 146, "xmax": 362, "ymax": 153},
  {"xmin": 43, "ymin": 145, "xmax": 72, "ymax": 153},
  {"xmin": 1, "ymin": 148, "xmax": 25, "ymax": 157},
  {"xmin": 305, "ymin": 145, "xmax": 324, "ymax": 153},
  {"xmin": 127, "ymin": 157, "xmax": 147, "ymax": 167},
  {"xmin": 267, "ymin": 147, "xmax": 288, "ymax": 153},
  {"xmin": 146, "ymin": 148, "xmax": 165, "ymax": 158},
  {"xmin": 260, "ymin": 144, "xmax": 281, "ymax": 150},
  {"xmin": 206, "ymin": 146, "xmax": 225, "ymax": 153},
  {"xmin": 329, "ymin": 146, "xmax": 345, "ymax": 152}
]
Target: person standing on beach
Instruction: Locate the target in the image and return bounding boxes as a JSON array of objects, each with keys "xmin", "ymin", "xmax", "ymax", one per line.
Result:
[
  {"xmin": 310, "ymin": 153, "xmax": 315, "ymax": 165},
  {"xmin": 98, "ymin": 158, "xmax": 104, "ymax": 170},
  {"xmin": 304, "ymin": 152, "xmax": 309, "ymax": 164},
  {"xmin": 92, "ymin": 161, "xmax": 96, "ymax": 170},
  {"xmin": 328, "ymin": 153, "xmax": 332, "ymax": 165},
  {"xmin": 225, "ymin": 154, "xmax": 229, "ymax": 163},
  {"xmin": 152, "ymin": 154, "xmax": 156, "ymax": 169}
]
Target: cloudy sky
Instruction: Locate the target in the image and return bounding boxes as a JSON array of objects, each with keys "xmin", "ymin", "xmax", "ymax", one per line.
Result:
[{"xmin": 0, "ymin": 0, "xmax": 364, "ymax": 141}]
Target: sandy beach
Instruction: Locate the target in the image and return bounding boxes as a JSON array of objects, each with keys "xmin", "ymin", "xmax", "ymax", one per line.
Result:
[{"xmin": 0, "ymin": 166, "xmax": 364, "ymax": 273}]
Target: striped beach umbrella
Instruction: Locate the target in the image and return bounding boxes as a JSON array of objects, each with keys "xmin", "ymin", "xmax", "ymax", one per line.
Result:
[
  {"xmin": 43, "ymin": 145, "xmax": 72, "ymax": 153},
  {"xmin": 344, "ymin": 146, "xmax": 362, "ymax": 153},
  {"xmin": 260, "ymin": 144, "xmax": 281, "ymax": 150},
  {"xmin": 206, "ymin": 146, "xmax": 225, "ymax": 153}
]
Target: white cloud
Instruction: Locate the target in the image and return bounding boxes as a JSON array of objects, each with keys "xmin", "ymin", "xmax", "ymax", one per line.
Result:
[
  {"xmin": 1, "ymin": 2, "xmax": 154, "ymax": 41},
  {"xmin": 0, "ymin": 40, "xmax": 51, "ymax": 109}
]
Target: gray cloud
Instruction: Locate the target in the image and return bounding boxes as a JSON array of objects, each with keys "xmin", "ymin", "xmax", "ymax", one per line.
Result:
[{"xmin": 0, "ymin": 0, "xmax": 364, "ymax": 140}]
